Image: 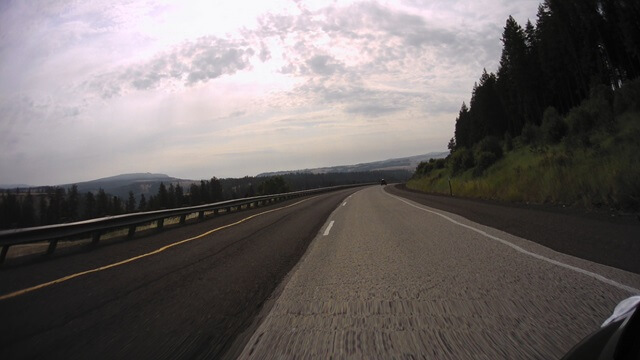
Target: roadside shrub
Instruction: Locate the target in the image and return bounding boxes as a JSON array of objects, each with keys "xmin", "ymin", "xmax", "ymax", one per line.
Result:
[
  {"xmin": 541, "ymin": 107, "xmax": 567, "ymax": 143},
  {"xmin": 415, "ymin": 160, "xmax": 434, "ymax": 176},
  {"xmin": 567, "ymin": 85, "xmax": 614, "ymax": 134},
  {"xmin": 614, "ymin": 77, "xmax": 640, "ymax": 115},
  {"xmin": 473, "ymin": 151, "xmax": 498, "ymax": 176},
  {"xmin": 415, "ymin": 158, "xmax": 446, "ymax": 177},
  {"xmin": 504, "ymin": 132, "xmax": 513, "ymax": 151},
  {"xmin": 521, "ymin": 122, "xmax": 541, "ymax": 144},
  {"xmin": 476, "ymin": 136, "xmax": 503, "ymax": 159},
  {"xmin": 450, "ymin": 148, "xmax": 474, "ymax": 175}
]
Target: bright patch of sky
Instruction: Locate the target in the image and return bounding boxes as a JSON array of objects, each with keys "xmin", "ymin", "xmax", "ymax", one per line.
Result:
[{"xmin": 0, "ymin": 0, "xmax": 541, "ymax": 185}]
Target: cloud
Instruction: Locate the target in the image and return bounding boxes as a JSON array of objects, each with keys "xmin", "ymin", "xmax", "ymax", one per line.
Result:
[
  {"xmin": 344, "ymin": 104, "xmax": 404, "ymax": 117},
  {"xmin": 305, "ymin": 55, "xmax": 344, "ymax": 76},
  {"xmin": 0, "ymin": 0, "xmax": 543, "ymax": 185},
  {"xmin": 86, "ymin": 36, "xmax": 256, "ymax": 97}
]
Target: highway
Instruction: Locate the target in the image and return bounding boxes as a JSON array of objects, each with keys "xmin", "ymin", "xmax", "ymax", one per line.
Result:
[
  {"xmin": 237, "ymin": 186, "xmax": 640, "ymax": 359},
  {"xmin": 0, "ymin": 188, "xmax": 360, "ymax": 359},
  {"xmin": 1, "ymin": 185, "xmax": 639, "ymax": 359}
]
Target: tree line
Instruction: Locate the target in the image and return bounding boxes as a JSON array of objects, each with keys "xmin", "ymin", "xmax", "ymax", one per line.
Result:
[
  {"xmin": 450, "ymin": 0, "xmax": 639, "ymax": 152},
  {"xmin": 0, "ymin": 170, "xmax": 410, "ymax": 230},
  {"xmin": 0, "ymin": 178, "xmax": 215, "ymax": 229}
]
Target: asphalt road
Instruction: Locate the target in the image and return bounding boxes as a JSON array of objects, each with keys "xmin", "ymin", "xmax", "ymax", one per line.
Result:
[
  {"xmin": 2, "ymin": 184, "xmax": 639, "ymax": 359},
  {"xmin": 0, "ymin": 188, "xmax": 360, "ymax": 359},
  {"xmin": 388, "ymin": 184, "xmax": 640, "ymax": 274},
  {"xmin": 239, "ymin": 185, "xmax": 640, "ymax": 359}
]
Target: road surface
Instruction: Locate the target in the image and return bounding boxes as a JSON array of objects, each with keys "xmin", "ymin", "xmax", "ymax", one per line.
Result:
[
  {"xmin": 1, "ymin": 185, "xmax": 639, "ymax": 359},
  {"xmin": 0, "ymin": 188, "xmax": 360, "ymax": 359},
  {"xmin": 238, "ymin": 185, "xmax": 640, "ymax": 359}
]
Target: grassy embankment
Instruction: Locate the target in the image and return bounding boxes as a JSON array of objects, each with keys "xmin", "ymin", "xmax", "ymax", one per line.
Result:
[{"xmin": 408, "ymin": 83, "xmax": 640, "ymax": 211}]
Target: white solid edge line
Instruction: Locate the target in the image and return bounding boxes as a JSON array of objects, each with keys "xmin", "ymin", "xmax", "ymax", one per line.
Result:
[
  {"xmin": 323, "ymin": 220, "xmax": 335, "ymax": 236},
  {"xmin": 387, "ymin": 192, "xmax": 640, "ymax": 295}
]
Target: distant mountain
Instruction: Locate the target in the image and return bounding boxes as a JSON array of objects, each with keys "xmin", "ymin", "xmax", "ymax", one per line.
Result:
[
  {"xmin": 0, "ymin": 184, "xmax": 32, "ymax": 189},
  {"xmin": 63, "ymin": 173, "xmax": 194, "ymax": 199},
  {"xmin": 257, "ymin": 152, "xmax": 449, "ymax": 177}
]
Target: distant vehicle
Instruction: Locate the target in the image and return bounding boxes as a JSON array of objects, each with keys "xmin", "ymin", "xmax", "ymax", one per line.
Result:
[
  {"xmin": 562, "ymin": 296, "xmax": 640, "ymax": 360},
  {"xmin": 380, "ymin": 179, "xmax": 387, "ymax": 185}
]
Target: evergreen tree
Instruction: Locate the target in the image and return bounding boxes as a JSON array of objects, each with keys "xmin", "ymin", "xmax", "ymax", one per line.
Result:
[
  {"xmin": 200, "ymin": 180, "xmax": 211, "ymax": 204},
  {"xmin": 210, "ymin": 177, "xmax": 223, "ymax": 202},
  {"xmin": 189, "ymin": 183, "xmax": 201, "ymax": 205},
  {"xmin": 138, "ymin": 194, "xmax": 147, "ymax": 211},
  {"xmin": 175, "ymin": 184, "xmax": 184, "ymax": 207},
  {"xmin": 167, "ymin": 183, "xmax": 176, "ymax": 208},
  {"xmin": 453, "ymin": 103, "xmax": 471, "ymax": 149},
  {"xmin": 112, "ymin": 196, "xmax": 123, "ymax": 215},
  {"xmin": 0, "ymin": 191, "xmax": 20, "ymax": 229},
  {"xmin": 96, "ymin": 189, "xmax": 109, "ymax": 217},
  {"xmin": 20, "ymin": 190, "xmax": 36, "ymax": 227},
  {"xmin": 67, "ymin": 185, "xmax": 79, "ymax": 221},
  {"xmin": 126, "ymin": 191, "xmax": 136, "ymax": 212},
  {"xmin": 497, "ymin": 16, "xmax": 536, "ymax": 134},
  {"xmin": 84, "ymin": 192, "xmax": 96, "ymax": 219},
  {"xmin": 39, "ymin": 196, "xmax": 48, "ymax": 224},
  {"xmin": 157, "ymin": 182, "xmax": 168, "ymax": 209},
  {"xmin": 468, "ymin": 70, "xmax": 507, "ymax": 143}
]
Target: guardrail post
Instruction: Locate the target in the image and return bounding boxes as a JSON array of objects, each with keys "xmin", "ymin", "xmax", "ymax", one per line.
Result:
[
  {"xmin": 0, "ymin": 245, "xmax": 9, "ymax": 264},
  {"xmin": 227, "ymin": 206, "xmax": 231, "ymax": 213},
  {"xmin": 47, "ymin": 239, "xmax": 58, "ymax": 255},
  {"xmin": 198, "ymin": 211, "xmax": 205, "ymax": 221},
  {"xmin": 157, "ymin": 218, "xmax": 164, "ymax": 230},
  {"xmin": 127, "ymin": 225, "xmax": 136, "ymax": 239},
  {"xmin": 214, "ymin": 209, "xmax": 219, "ymax": 215}
]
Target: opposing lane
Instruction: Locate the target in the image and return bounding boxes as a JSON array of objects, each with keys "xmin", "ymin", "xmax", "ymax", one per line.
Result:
[
  {"xmin": 240, "ymin": 186, "xmax": 640, "ymax": 358},
  {"xmin": 0, "ymin": 188, "xmax": 360, "ymax": 359}
]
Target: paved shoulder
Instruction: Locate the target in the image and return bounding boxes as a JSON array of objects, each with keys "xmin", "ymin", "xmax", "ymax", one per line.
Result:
[
  {"xmin": 386, "ymin": 184, "xmax": 640, "ymax": 274},
  {"xmin": 240, "ymin": 186, "xmax": 640, "ymax": 359}
]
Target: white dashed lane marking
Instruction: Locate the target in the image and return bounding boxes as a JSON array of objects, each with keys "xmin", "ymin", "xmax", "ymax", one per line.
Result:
[{"xmin": 323, "ymin": 221, "xmax": 335, "ymax": 236}]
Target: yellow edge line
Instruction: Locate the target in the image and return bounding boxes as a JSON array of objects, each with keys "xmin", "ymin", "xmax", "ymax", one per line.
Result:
[{"xmin": 0, "ymin": 196, "xmax": 317, "ymax": 301}]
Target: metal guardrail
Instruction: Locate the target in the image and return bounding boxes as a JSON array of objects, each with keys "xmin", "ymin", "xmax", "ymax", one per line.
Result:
[{"xmin": 0, "ymin": 183, "xmax": 375, "ymax": 263}]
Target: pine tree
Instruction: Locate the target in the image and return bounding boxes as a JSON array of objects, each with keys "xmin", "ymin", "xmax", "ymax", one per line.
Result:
[
  {"xmin": 96, "ymin": 189, "xmax": 109, "ymax": 217},
  {"xmin": 68, "ymin": 185, "xmax": 79, "ymax": 221},
  {"xmin": 126, "ymin": 191, "xmax": 136, "ymax": 212},
  {"xmin": 84, "ymin": 192, "xmax": 96, "ymax": 219},
  {"xmin": 138, "ymin": 194, "xmax": 147, "ymax": 211},
  {"xmin": 21, "ymin": 190, "xmax": 36, "ymax": 227},
  {"xmin": 167, "ymin": 183, "xmax": 176, "ymax": 208},
  {"xmin": 497, "ymin": 16, "xmax": 534, "ymax": 134},
  {"xmin": 189, "ymin": 183, "xmax": 201, "ymax": 205},
  {"xmin": 200, "ymin": 180, "xmax": 210, "ymax": 204},
  {"xmin": 157, "ymin": 183, "xmax": 168, "ymax": 209},
  {"xmin": 210, "ymin": 177, "xmax": 223, "ymax": 202},
  {"xmin": 175, "ymin": 184, "xmax": 184, "ymax": 207},
  {"xmin": 453, "ymin": 103, "xmax": 471, "ymax": 149}
]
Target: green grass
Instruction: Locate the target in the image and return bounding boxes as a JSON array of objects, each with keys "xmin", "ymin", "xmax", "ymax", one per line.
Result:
[{"xmin": 408, "ymin": 112, "xmax": 640, "ymax": 210}]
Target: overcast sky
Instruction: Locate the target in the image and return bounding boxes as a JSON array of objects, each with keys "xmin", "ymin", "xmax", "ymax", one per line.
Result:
[{"xmin": 0, "ymin": 0, "xmax": 540, "ymax": 185}]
